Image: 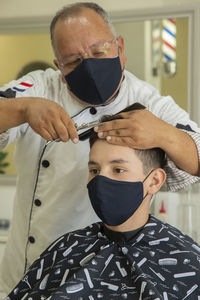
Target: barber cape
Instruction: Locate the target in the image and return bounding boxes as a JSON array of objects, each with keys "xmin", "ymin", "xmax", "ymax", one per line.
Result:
[{"xmin": 6, "ymin": 215, "xmax": 200, "ymax": 300}]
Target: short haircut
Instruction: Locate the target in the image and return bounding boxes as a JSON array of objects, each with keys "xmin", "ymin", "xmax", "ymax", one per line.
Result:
[
  {"xmin": 89, "ymin": 103, "xmax": 166, "ymax": 174},
  {"xmin": 50, "ymin": 2, "xmax": 117, "ymax": 51}
]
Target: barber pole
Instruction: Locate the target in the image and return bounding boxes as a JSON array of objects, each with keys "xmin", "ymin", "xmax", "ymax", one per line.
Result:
[{"xmin": 162, "ymin": 19, "xmax": 176, "ymax": 76}]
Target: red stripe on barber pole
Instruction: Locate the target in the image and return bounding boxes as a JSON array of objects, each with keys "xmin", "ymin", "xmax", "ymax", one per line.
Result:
[
  {"xmin": 169, "ymin": 18, "xmax": 176, "ymax": 25},
  {"xmin": 163, "ymin": 40, "xmax": 176, "ymax": 51}
]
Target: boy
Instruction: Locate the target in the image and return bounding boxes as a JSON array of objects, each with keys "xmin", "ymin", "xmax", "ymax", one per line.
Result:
[{"xmin": 6, "ymin": 106, "xmax": 200, "ymax": 299}]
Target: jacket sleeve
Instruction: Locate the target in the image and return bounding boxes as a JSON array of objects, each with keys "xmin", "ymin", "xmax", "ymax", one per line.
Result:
[
  {"xmin": 150, "ymin": 93, "xmax": 200, "ymax": 191},
  {"xmin": 0, "ymin": 70, "xmax": 48, "ymax": 150},
  {"xmin": 130, "ymin": 75, "xmax": 200, "ymax": 191},
  {"xmin": 164, "ymin": 130, "xmax": 200, "ymax": 191}
]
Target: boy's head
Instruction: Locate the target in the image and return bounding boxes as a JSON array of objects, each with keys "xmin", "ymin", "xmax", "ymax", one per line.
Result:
[
  {"xmin": 89, "ymin": 103, "xmax": 166, "ymax": 175},
  {"xmin": 87, "ymin": 103, "xmax": 166, "ymax": 231}
]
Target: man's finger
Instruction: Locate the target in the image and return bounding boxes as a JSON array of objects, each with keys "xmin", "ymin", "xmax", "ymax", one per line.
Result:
[
  {"xmin": 98, "ymin": 128, "xmax": 131, "ymax": 139},
  {"xmin": 94, "ymin": 119, "xmax": 129, "ymax": 132},
  {"xmin": 53, "ymin": 119, "xmax": 69, "ymax": 142},
  {"xmin": 105, "ymin": 135, "xmax": 135, "ymax": 148},
  {"xmin": 67, "ymin": 120, "xmax": 79, "ymax": 144},
  {"xmin": 40, "ymin": 128, "xmax": 55, "ymax": 141},
  {"xmin": 48, "ymin": 123, "xmax": 60, "ymax": 140}
]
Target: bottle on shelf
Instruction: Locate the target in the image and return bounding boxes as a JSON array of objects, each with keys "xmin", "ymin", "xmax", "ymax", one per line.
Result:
[{"xmin": 157, "ymin": 200, "xmax": 168, "ymax": 223}]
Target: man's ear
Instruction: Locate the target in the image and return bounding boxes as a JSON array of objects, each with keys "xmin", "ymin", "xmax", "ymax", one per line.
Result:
[
  {"xmin": 147, "ymin": 168, "xmax": 166, "ymax": 195},
  {"xmin": 53, "ymin": 58, "xmax": 59, "ymax": 69},
  {"xmin": 53, "ymin": 59, "xmax": 66, "ymax": 84},
  {"xmin": 117, "ymin": 35, "xmax": 127, "ymax": 66}
]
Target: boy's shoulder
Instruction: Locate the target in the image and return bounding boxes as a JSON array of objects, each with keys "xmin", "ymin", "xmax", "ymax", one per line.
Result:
[
  {"xmin": 46, "ymin": 222, "xmax": 104, "ymax": 252},
  {"xmin": 143, "ymin": 215, "xmax": 200, "ymax": 255}
]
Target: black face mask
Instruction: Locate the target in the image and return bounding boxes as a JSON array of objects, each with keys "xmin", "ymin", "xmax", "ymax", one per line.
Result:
[
  {"xmin": 87, "ymin": 174, "xmax": 151, "ymax": 226},
  {"xmin": 65, "ymin": 56, "xmax": 122, "ymax": 105}
]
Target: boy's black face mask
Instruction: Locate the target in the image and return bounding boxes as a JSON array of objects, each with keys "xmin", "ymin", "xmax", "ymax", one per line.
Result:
[
  {"xmin": 65, "ymin": 56, "xmax": 122, "ymax": 105},
  {"xmin": 87, "ymin": 173, "xmax": 151, "ymax": 226}
]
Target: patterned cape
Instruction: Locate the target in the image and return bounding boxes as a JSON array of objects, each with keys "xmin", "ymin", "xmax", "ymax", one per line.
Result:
[{"xmin": 6, "ymin": 215, "xmax": 200, "ymax": 299}]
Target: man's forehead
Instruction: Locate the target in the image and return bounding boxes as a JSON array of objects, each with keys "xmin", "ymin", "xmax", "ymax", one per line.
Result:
[
  {"xmin": 56, "ymin": 8, "xmax": 105, "ymax": 28},
  {"xmin": 64, "ymin": 15, "xmax": 90, "ymax": 26},
  {"xmin": 54, "ymin": 9, "xmax": 112, "ymax": 39}
]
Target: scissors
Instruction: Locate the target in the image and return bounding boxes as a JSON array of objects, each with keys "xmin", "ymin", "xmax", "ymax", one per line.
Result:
[
  {"xmin": 75, "ymin": 120, "xmax": 101, "ymax": 131},
  {"xmin": 45, "ymin": 119, "xmax": 102, "ymax": 145}
]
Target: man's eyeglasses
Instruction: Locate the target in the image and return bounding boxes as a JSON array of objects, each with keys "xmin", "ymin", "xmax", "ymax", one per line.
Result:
[{"xmin": 58, "ymin": 38, "xmax": 118, "ymax": 70}]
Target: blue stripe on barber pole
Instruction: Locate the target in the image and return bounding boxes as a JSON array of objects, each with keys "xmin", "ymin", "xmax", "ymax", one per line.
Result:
[
  {"xmin": 163, "ymin": 26, "xmax": 176, "ymax": 38},
  {"xmin": 163, "ymin": 53, "xmax": 173, "ymax": 62},
  {"xmin": 162, "ymin": 19, "xmax": 176, "ymax": 63},
  {"xmin": 163, "ymin": 44, "xmax": 176, "ymax": 60}
]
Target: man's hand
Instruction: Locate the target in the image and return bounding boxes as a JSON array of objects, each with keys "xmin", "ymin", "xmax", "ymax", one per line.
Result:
[
  {"xmin": 0, "ymin": 97, "xmax": 79, "ymax": 143},
  {"xmin": 22, "ymin": 98, "xmax": 78, "ymax": 143},
  {"xmin": 94, "ymin": 109, "xmax": 199, "ymax": 176},
  {"xmin": 94, "ymin": 109, "xmax": 167, "ymax": 149}
]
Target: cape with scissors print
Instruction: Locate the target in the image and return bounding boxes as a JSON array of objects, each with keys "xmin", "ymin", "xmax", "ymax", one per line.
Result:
[{"xmin": 6, "ymin": 215, "xmax": 200, "ymax": 300}]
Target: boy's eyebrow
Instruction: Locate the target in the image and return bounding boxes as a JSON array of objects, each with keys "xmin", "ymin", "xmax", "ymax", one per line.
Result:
[
  {"xmin": 88, "ymin": 159, "xmax": 129, "ymax": 165},
  {"xmin": 110, "ymin": 159, "xmax": 129, "ymax": 164}
]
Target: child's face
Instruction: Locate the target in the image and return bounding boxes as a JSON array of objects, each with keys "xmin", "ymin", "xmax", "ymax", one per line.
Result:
[
  {"xmin": 88, "ymin": 139, "xmax": 166, "ymax": 231},
  {"xmin": 88, "ymin": 139, "xmax": 146, "ymax": 183}
]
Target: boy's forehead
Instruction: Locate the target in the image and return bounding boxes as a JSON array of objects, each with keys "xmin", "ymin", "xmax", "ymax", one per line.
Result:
[{"xmin": 89, "ymin": 140, "xmax": 141, "ymax": 164}]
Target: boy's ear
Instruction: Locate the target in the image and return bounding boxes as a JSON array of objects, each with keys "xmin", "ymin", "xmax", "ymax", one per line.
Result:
[{"xmin": 147, "ymin": 168, "xmax": 166, "ymax": 195}]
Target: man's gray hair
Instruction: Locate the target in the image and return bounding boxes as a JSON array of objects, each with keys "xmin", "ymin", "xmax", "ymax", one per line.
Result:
[{"xmin": 50, "ymin": 2, "xmax": 117, "ymax": 51}]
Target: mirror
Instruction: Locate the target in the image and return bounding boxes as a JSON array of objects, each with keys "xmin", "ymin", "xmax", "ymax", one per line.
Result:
[{"xmin": 114, "ymin": 18, "xmax": 188, "ymax": 112}]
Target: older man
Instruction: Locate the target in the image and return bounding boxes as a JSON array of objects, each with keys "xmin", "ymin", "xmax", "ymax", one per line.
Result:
[{"xmin": 0, "ymin": 2, "xmax": 200, "ymax": 294}]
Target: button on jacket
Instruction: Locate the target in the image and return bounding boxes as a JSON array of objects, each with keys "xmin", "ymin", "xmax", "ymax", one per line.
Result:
[{"xmin": 0, "ymin": 68, "xmax": 200, "ymax": 294}]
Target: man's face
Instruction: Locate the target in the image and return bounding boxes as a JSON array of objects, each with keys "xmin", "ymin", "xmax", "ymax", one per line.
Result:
[
  {"xmin": 53, "ymin": 8, "xmax": 126, "ymax": 104},
  {"xmin": 88, "ymin": 139, "xmax": 146, "ymax": 183}
]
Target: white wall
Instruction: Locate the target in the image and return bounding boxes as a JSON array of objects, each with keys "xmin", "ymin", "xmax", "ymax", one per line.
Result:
[
  {"xmin": 1, "ymin": 0, "xmax": 200, "ymax": 30},
  {"xmin": 114, "ymin": 21, "xmax": 145, "ymax": 80},
  {"xmin": 1, "ymin": 0, "xmax": 200, "ymax": 19}
]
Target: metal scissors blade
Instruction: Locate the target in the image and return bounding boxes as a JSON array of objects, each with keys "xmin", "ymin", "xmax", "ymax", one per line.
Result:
[{"xmin": 75, "ymin": 120, "xmax": 102, "ymax": 131}]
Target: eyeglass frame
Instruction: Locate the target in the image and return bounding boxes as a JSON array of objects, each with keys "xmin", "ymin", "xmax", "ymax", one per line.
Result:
[{"xmin": 57, "ymin": 38, "xmax": 119, "ymax": 71}]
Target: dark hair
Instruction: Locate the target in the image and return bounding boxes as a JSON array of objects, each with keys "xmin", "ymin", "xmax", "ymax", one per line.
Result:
[
  {"xmin": 50, "ymin": 2, "xmax": 116, "ymax": 51},
  {"xmin": 89, "ymin": 103, "xmax": 166, "ymax": 174}
]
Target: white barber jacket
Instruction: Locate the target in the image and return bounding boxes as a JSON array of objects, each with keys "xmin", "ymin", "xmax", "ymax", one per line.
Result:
[{"xmin": 0, "ymin": 68, "xmax": 200, "ymax": 294}]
